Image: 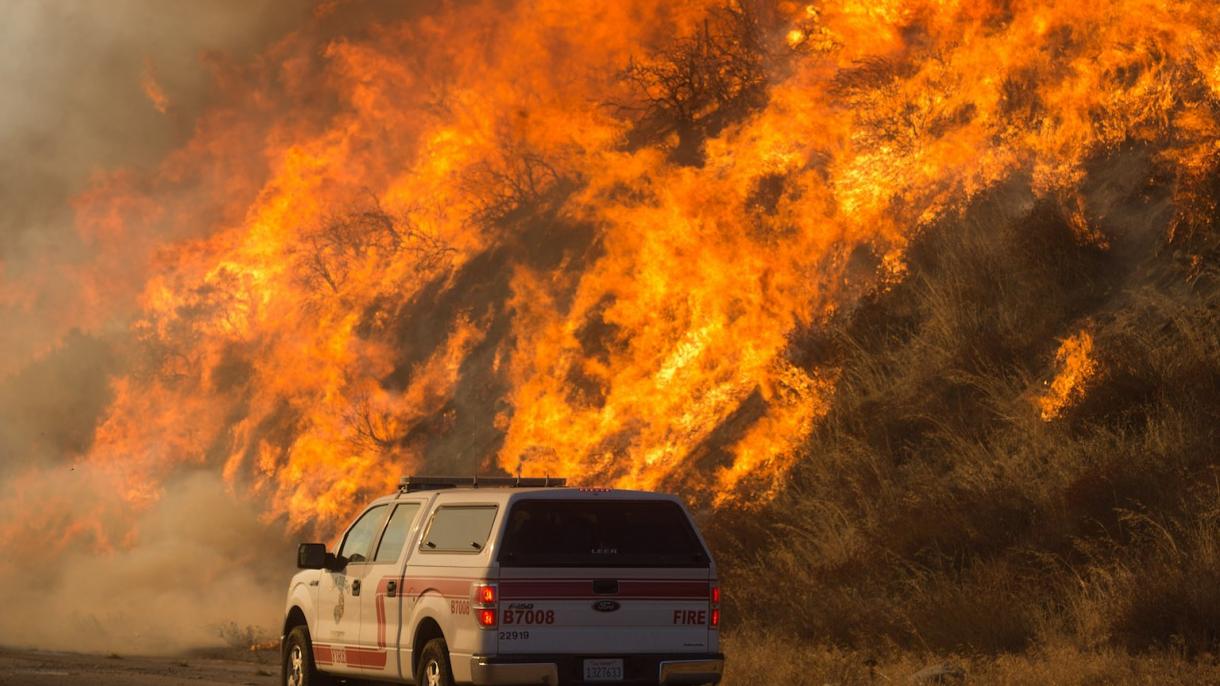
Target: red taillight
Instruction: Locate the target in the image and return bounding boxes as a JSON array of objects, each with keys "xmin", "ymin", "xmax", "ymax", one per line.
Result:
[
  {"xmin": 711, "ymin": 608, "xmax": 721, "ymax": 628},
  {"xmin": 476, "ymin": 584, "xmax": 497, "ymax": 604},
  {"xmin": 473, "ymin": 582, "xmax": 498, "ymax": 629},
  {"xmin": 709, "ymin": 583, "xmax": 721, "ymax": 629},
  {"xmin": 710, "ymin": 585, "xmax": 721, "ymax": 605}
]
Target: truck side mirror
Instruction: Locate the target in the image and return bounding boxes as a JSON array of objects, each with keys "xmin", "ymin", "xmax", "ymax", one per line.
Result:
[
  {"xmin": 297, "ymin": 543, "xmax": 327, "ymax": 569},
  {"xmin": 325, "ymin": 552, "xmax": 346, "ymax": 572}
]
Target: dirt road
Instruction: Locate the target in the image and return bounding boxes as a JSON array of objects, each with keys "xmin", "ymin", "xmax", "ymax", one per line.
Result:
[{"xmin": 0, "ymin": 647, "xmax": 279, "ymax": 686}]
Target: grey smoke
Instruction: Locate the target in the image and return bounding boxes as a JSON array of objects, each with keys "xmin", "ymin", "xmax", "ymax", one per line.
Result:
[
  {"xmin": 0, "ymin": 470, "xmax": 295, "ymax": 653},
  {"xmin": 0, "ymin": 0, "xmax": 312, "ymax": 368},
  {"xmin": 0, "ymin": 0, "xmax": 311, "ymax": 654}
]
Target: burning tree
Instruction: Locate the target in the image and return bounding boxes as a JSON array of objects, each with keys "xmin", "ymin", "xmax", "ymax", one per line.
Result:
[
  {"xmin": 617, "ymin": 1, "xmax": 778, "ymax": 165},
  {"xmin": 299, "ymin": 192, "xmax": 454, "ymax": 295},
  {"xmin": 460, "ymin": 133, "xmax": 568, "ymax": 226}
]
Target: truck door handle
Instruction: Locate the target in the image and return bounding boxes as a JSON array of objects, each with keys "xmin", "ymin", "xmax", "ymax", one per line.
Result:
[
  {"xmin": 352, "ymin": 579, "xmax": 361, "ymax": 597},
  {"xmin": 387, "ymin": 580, "xmax": 397, "ymax": 598}
]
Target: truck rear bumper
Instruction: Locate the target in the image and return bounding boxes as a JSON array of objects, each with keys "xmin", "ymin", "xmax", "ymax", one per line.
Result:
[
  {"xmin": 658, "ymin": 658, "xmax": 725, "ymax": 685},
  {"xmin": 470, "ymin": 658, "xmax": 560, "ymax": 685},
  {"xmin": 469, "ymin": 653, "xmax": 723, "ymax": 685}
]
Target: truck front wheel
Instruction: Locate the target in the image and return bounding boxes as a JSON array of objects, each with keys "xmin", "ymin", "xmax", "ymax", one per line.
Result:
[
  {"xmin": 416, "ymin": 638, "xmax": 455, "ymax": 686},
  {"xmin": 283, "ymin": 625, "xmax": 331, "ymax": 686}
]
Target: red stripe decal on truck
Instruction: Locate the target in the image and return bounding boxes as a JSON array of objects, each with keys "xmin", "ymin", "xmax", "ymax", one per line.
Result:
[
  {"xmin": 312, "ymin": 643, "xmax": 387, "ymax": 670},
  {"xmin": 499, "ymin": 579, "xmax": 708, "ymax": 599},
  {"xmin": 346, "ymin": 647, "xmax": 388, "ymax": 669},
  {"xmin": 402, "ymin": 577, "xmax": 474, "ymax": 598}
]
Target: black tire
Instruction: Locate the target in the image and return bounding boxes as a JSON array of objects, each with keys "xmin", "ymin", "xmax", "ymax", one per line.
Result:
[
  {"xmin": 415, "ymin": 637, "xmax": 455, "ymax": 686},
  {"xmin": 283, "ymin": 625, "xmax": 332, "ymax": 686}
]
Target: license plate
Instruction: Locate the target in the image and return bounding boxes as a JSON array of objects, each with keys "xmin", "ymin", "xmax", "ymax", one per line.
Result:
[{"xmin": 583, "ymin": 658, "xmax": 624, "ymax": 681}]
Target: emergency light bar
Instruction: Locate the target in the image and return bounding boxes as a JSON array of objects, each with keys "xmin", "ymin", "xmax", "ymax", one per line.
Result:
[{"xmin": 398, "ymin": 475, "xmax": 568, "ymax": 492}]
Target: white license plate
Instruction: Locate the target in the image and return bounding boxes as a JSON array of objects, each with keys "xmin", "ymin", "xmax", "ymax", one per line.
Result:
[{"xmin": 583, "ymin": 658, "xmax": 624, "ymax": 681}]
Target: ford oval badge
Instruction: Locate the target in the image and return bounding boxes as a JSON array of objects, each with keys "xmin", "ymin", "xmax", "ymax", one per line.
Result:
[{"xmin": 593, "ymin": 600, "xmax": 621, "ymax": 613}]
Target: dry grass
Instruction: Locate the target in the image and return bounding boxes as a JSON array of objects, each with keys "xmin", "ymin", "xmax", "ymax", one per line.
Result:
[
  {"xmin": 721, "ymin": 631, "xmax": 1220, "ymax": 685},
  {"xmin": 707, "ymin": 149, "xmax": 1220, "ymax": 669}
]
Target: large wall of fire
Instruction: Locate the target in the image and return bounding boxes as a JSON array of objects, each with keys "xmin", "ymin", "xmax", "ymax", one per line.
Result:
[{"xmin": 3, "ymin": 0, "xmax": 1219, "ymax": 541}]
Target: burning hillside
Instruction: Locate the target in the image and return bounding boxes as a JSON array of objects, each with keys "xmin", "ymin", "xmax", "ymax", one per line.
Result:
[{"xmin": 2, "ymin": 0, "xmax": 1220, "ymax": 666}]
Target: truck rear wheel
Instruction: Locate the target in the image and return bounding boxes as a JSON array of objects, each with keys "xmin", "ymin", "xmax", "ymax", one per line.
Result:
[
  {"xmin": 283, "ymin": 625, "xmax": 331, "ymax": 686},
  {"xmin": 416, "ymin": 638, "xmax": 455, "ymax": 686}
]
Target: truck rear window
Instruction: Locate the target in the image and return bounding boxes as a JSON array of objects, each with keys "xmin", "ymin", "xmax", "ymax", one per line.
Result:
[{"xmin": 498, "ymin": 499, "xmax": 709, "ymax": 568}]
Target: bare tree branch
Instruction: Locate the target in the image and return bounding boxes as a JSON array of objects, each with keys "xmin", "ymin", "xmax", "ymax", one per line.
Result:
[
  {"xmin": 345, "ymin": 390, "xmax": 401, "ymax": 453},
  {"xmin": 297, "ymin": 191, "xmax": 456, "ymax": 295},
  {"xmin": 461, "ymin": 136, "xmax": 566, "ymax": 225},
  {"xmin": 612, "ymin": 1, "xmax": 776, "ymax": 165}
]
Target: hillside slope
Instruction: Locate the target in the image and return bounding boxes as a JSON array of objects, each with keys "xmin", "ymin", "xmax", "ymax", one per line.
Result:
[{"xmin": 711, "ymin": 145, "xmax": 1220, "ymax": 676}]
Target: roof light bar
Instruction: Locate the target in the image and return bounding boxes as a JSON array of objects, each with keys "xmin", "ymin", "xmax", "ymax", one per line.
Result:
[{"xmin": 398, "ymin": 475, "xmax": 569, "ymax": 492}]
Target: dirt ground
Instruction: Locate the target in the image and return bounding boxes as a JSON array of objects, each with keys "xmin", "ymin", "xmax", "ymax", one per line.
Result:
[{"xmin": 0, "ymin": 646, "xmax": 280, "ymax": 686}]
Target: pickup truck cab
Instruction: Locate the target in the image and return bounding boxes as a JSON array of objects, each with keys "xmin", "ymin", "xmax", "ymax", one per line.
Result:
[{"xmin": 281, "ymin": 476, "xmax": 723, "ymax": 686}]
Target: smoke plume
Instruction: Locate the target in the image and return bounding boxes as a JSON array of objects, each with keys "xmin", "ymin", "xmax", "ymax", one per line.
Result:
[{"xmin": 0, "ymin": 0, "xmax": 309, "ymax": 652}]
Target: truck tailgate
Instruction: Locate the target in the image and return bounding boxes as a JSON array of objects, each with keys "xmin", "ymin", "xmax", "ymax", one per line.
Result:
[{"xmin": 494, "ymin": 571, "xmax": 714, "ymax": 654}]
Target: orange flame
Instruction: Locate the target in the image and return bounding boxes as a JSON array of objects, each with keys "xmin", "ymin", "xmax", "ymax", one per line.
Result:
[
  {"xmin": 2, "ymin": 0, "xmax": 1218, "ymax": 543},
  {"xmin": 1039, "ymin": 330, "xmax": 1098, "ymax": 420}
]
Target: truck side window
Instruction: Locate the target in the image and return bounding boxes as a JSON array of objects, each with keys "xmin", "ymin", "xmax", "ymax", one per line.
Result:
[
  {"xmin": 339, "ymin": 504, "xmax": 389, "ymax": 564},
  {"xmin": 373, "ymin": 502, "xmax": 421, "ymax": 563},
  {"xmin": 420, "ymin": 505, "xmax": 498, "ymax": 553}
]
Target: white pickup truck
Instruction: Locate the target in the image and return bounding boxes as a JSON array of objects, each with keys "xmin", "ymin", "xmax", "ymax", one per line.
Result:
[{"xmin": 281, "ymin": 476, "xmax": 724, "ymax": 686}]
